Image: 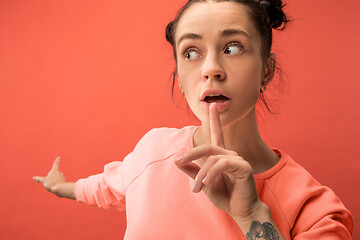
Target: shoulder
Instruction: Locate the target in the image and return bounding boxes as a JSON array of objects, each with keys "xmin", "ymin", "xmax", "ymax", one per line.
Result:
[
  {"xmin": 263, "ymin": 150, "xmax": 343, "ymax": 210},
  {"xmin": 268, "ymin": 152, "xmax": 334, "ymax": 202},
  {"xmin": 116, "ymin": 126, "xmax": 197, "ymax": 186},
  {"xmin": 258, "ymin": 150, "xmax": 331, "ymax": 194},
  {"xmin": 102, "ymin": 126, "xmax": 197, "ymax": 193},
  {"xmin": 133, "ymin": 126, "xmax": 197, "ymax": 155},
  {"xmin": 259, "ymin": 150, "xmax": 353, "ymax": 237},
  {"xmin": 136, "ymin": 126, "xmax": 195, "ymax": 148}
]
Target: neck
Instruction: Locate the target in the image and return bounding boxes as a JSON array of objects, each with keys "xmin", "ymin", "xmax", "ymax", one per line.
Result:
[{"xmin": 193, "ymin": 108, "xmax": 279, "ymax": 174}]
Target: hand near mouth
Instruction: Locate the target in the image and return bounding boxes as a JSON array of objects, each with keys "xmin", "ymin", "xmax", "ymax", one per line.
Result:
[{"xmin": 175, "ymin": 103, "xmax": 263, "ymax": 220}]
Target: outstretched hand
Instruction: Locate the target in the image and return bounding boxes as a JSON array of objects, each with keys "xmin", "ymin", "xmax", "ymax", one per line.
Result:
[
  {"xmin": 176, "ymin": 103, "xmax": 261, "ymax": 219},
  {"xmin": 33, "ymin": 157, "xmax": 67, "ymax": 196}
]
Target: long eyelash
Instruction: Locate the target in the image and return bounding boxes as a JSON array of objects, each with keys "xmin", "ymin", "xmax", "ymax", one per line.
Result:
[
  {"xmin": 181, "ymin": 47, "xmax": 197, "ymax": 57},
  {"xmin": 225, "ymin": 41, "xmax": 244, "ymax": 51},
  {"xmin": 180, "ymin": 42, "xmax": 243, "ymax": 58}
]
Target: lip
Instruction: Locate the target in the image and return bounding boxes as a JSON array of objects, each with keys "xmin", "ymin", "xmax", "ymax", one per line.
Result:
[
  {"xmin": 200, "ymin": 88, "xmax": 231, "ymax": 101},
  {"xmin": 200, "ymin": 88, "xmax": 231, "ymax": 111},
  {"xmin": 201, "ymin": 100, "xmax": 231, "ymax": 111}
]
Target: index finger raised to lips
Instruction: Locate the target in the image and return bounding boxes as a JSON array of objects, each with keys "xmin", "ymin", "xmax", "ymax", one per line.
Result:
[{"xmin": 210, "ymin": 103, "xmax": 225, "ymax": 148}]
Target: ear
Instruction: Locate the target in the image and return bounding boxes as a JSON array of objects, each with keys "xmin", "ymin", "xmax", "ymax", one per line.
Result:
[{"xmin": 262, "ymin": 53, "xmax": 276, "ymax": 87}]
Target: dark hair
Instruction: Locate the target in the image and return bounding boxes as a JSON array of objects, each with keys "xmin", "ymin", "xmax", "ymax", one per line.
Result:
[{"xmin": 165, "ymin": 0, "xmax": 290, "ymax": 113}]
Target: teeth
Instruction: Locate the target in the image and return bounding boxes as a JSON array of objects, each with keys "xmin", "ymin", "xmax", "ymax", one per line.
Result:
[{"xmin": 206, "ymin": 93, "xmax": 221, "ymax": 97}]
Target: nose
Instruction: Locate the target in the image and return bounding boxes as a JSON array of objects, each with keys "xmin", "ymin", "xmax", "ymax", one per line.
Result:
[{"xmin": 201, "ymin": 55, "xmax": 226, "ymax": 81}]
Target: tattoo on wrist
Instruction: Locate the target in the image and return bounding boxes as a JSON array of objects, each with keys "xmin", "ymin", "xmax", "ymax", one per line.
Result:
[{"xmin": 246, "ymin": 221, "xmax": 279, "ymax": 240}]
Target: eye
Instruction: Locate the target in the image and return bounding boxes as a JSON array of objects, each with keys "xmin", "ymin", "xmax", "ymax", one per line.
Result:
[
  {"xmin": 224, "ymin": 42, "xmax": 244, "ymax": 55},
  {"xmin": 183, "ymin": 48, "xmax": 200, "ymax": 60}
]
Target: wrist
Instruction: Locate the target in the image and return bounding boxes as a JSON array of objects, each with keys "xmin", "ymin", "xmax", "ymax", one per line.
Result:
[
  {"xmin": 230, "ymin": 201, "xmax": 284, "ymax": 239},
  {"xmin": 51, "ymin": 182, "xmax": 75, "ymax": 199},
  {"xmin": 231, "ymin": 200, "xmax": 272, "ymax": 232}
]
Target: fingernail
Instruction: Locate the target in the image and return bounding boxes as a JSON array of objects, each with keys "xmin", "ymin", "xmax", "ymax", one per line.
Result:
[
  {"xmin": 175, "ymin": 158, "xmax": 183, "ymax": 164},
  {"xmin": 192, "ymin": 181, "xmax": 201, "ymax": 192},
  {"xmin": 202, "ymin": 176, "xmax": 208, "ymax": 185}
]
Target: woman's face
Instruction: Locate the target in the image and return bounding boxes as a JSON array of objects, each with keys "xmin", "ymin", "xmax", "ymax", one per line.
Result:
[{"xmin": 175, "ymin": 1, "xmax": 265, "ymax": 127}]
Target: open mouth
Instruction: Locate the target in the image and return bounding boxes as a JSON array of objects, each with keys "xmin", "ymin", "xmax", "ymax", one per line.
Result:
[{"xmin": 204, "ymin": 93, "xmax": 229, "ymax": 103}]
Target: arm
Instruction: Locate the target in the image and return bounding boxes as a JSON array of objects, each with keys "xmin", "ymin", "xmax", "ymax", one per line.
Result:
[
  {"xmin": 290, "ymin": 185, "xmax": 353, "ymax": 239},
  {"xmin": 34, "ymin": 156, "xmax": 127, "ymax": 210},
  {"xmin": 33, "ymin": 157, "xmax": 75, "ymax": 199}
]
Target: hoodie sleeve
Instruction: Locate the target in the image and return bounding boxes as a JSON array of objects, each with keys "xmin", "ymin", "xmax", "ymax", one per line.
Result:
[{"xmin": 74, "ymin": 159, "xmax": 128, "ymax": 211}]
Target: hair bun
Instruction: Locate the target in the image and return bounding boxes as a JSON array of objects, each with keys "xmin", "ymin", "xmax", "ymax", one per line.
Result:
[{"xmin": 259, "ymin": 0, "xmax": 289, "ymax": 30}]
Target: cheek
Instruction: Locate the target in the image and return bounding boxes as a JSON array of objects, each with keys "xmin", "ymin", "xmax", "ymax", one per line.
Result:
[
  {"xmin": 226, "ymin": 59, "xmax": 263, "ymax": 112},
  {"xmin": 229, "ymin": 59, "xmax": 262, "ymax": 91},
  {"xmin": 177, "ymin": 62, "xmax": 199, "ymax": 91}
]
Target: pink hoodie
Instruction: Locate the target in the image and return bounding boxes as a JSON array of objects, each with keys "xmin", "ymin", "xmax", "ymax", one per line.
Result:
[{"xmin": 75, "ymin": 126, "xmax": 353, "ymax": 239}]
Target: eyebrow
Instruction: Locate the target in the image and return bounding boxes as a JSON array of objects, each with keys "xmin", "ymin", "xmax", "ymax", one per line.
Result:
[
  {"xmin": 177, "ymin": 33, "xmax": 202, "ymax": 46},
  {"xmin": 221, "ymin": 28, "xmax": 250, "ymax": 38},
  {"xmin": 177, "ymin": 28, "xmax": 250, "ymax": 46}
]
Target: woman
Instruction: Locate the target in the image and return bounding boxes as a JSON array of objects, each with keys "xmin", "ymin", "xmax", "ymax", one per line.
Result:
[{"xmin": 33, "ymin": 0, "xmax": 353, "ymax": 239}]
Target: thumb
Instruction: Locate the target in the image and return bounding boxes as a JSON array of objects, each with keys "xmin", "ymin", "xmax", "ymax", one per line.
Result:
[{"xmin": 51, "ymin": 156, "xmax": 61, "ymax": 171}]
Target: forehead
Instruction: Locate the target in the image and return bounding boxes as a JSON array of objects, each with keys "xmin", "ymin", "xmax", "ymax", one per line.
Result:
[{"xmin": 175, "ymin": 1, "xmax": 259, "ymax": 43}]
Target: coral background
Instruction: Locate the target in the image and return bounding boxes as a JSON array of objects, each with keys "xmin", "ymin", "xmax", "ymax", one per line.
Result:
[{"xmin": 0, "ymin": 0, "xmax": 359, "ymax": 239}]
